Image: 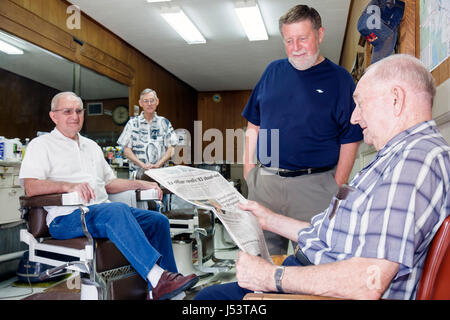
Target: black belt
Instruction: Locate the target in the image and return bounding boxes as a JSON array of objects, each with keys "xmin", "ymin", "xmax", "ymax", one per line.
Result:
[
  {"xmin": 294, "ymin": 245, "xmax": 313, "ymax": 266},
  {"xmin": 257, "ymin": 162, "xmax": 334, "ymax": 178}
]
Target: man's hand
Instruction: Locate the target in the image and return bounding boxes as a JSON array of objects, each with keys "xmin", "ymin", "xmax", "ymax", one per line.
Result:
[
  {"xmin": 143, "ymin": 163, "xmax": 162, "ymax": 169},
  {"xmin": 137, "ymin": 180, "xmax": 163, "ymax": 200},
  {"xmin": 65, "ymin": 182, "xmax": 96, "ymax": 204},
  {"xmin": 236, "ymin": 251, "xmax": 277, "ymax": 292},
  {"xmin": 238, "ymin": 200, "xmax": 276, "ymax": 230}
]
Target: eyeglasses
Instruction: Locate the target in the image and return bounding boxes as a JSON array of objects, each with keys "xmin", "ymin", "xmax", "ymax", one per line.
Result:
[
  {"xmin": 52, "ymin": 108, "xmax": 85, "ymax": 116},
  {"xmin": 141, "ymin": 98, "xmax": 156, "ymax": 104}
]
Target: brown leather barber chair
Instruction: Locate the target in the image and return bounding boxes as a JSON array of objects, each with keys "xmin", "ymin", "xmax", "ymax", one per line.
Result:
[{"xmin": 19, "ymin": 190, "xmax": 158, "ymax": 300}]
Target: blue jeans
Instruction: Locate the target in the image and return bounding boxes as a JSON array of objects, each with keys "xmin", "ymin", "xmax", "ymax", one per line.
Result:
[
  {"xmin": 49, "ymin": 202, "xmax": 178, "ymax": 280},
  {"xmin": 194, "ymin": 255, "xmax": 303, "ymax": 300}
]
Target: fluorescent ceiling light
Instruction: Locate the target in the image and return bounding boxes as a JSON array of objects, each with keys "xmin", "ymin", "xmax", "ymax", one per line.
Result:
[
  {"xmin": 160, "ymin": 7, "xmax": 206, "ymax": 44},
  {"xmin": 0, "ymin": 39, "xmax": 23, "ymax": 54},
  {"xmin": 147, "ymin": 0, "xmax": 171, "ymax": 3},
  {"xmin": 234, "ymin": 0, "xmax": 268, "ymax": 41}
]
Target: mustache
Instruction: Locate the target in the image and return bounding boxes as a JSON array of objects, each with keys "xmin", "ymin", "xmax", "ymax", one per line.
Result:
[{"xmin": 292, "ymin": 50, "xmax": 307, "ymax": 56}]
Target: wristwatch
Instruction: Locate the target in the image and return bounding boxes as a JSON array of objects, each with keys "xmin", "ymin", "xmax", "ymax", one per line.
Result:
[{"xmin": 274, "ymin": 266, "xmax": 285, "ymax": 293}]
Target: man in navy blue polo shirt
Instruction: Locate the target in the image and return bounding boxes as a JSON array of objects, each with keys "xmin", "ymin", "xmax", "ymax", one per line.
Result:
[{"xmin": 243, "ymin": 4, "xmax": 363, "ymax": 255}]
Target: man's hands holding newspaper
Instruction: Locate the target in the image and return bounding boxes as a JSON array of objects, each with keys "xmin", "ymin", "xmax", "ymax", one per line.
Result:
[
  {"xmin": 235, "ymin": 200, "xmax": 279, "ymax": 292},
  {"xmin": 238, "ymin": 200, "xmax": 276, "ymax": 230}
]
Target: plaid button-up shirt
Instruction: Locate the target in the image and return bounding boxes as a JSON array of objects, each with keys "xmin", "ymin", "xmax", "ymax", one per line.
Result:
[
  {"xmin": 117, "ymin": 112, "xmax": 178, "ymax": 175},
  {"xmin": 298, "ymin": 120, "xmax": 450, "ymax": 299}
]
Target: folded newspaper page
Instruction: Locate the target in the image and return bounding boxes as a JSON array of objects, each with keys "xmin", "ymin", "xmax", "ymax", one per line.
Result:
[{"xmin": 145, "ymin": 165, "xmax": 272, "ymax": 262}]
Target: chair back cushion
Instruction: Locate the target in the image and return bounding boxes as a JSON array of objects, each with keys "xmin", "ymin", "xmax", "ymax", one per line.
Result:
[
  {"xmin": 28, "ymin": 207, "xmax": 51, "ymax": 238},
  {"xmin": 416, "ymin": 216, "xmax": 450, "ymax": 300}
]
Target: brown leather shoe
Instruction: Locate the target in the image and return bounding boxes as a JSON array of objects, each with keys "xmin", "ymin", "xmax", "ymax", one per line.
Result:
[{"xmin": 148, "ymin": 271, "xmax": 198, "ymax": 300}]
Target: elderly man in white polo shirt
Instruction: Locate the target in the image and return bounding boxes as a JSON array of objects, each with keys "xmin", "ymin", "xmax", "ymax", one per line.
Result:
[{"xmin": 19, "ymin": 91, "xmax": 198, "ymax": 300}]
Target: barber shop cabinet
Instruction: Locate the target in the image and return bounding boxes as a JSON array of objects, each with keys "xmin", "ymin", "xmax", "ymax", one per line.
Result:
[{"xmin": 0, "ymin": 162, "xmax": 24, "ymax": 224}]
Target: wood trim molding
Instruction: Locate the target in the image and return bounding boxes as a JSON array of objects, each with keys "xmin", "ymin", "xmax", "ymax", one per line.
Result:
[
  {"xmin": 79, "ymin": 42, "xmax": 134, "ymax": 83},
  {"xmin": 0, "ymin": 0, "xmax": 75, "ymax": 52},
  {"xmin": 0, "ymin": 0, "xmax": 134, "ymax": 87},
  {"xmin": 398, "ymin": 0, "xmax": 416, "ymax": 56}
]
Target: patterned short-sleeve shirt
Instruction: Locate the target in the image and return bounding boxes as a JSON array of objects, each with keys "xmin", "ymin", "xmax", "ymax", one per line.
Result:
[
  {"xmin": 117, "ymin": 112, "xmax": 178, "ymax": 174},
  {"xmin": 298, "ymin": 120, "xmax": 450, "ymax": 299}
]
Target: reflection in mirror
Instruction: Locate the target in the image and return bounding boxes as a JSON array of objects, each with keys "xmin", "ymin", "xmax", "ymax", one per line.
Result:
[
  {"xmin": 79, "ymin": 65, "xmax": 129, "ymax": 147},
  {"xmin": 0, "ymin": 30, "xmax": 129, "ymax": 150},
  {"xmin": 0, "ymin": 30, "xmax": 74, "ymax": 141}
]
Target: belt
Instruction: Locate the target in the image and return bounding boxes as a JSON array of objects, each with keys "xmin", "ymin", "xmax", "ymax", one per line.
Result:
[
  {"xmin": 294, "ymin": 245, "xmax": 313, "ymax": 266},
  {"xmin": 257, "ymin": 162, "xmax": 334, "ymax": 178}
]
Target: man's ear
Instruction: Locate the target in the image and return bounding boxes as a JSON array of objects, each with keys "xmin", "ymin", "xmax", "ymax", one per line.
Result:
[
  {"xmin": 392, "ymin": 86, "xmax": 406, "ymax": 117},
  {"xmin": 49, "ymin": 111, "xmax": 58, "ymax": 125},
  {"xmin": 317, "ymin": 26, "xmax": 325, "ymax": 44}
]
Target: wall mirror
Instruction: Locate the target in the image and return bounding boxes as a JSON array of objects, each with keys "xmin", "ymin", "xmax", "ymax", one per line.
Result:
[{"xmin": 0, "ymin": 29, "xmax": 129, "ymax": 147}]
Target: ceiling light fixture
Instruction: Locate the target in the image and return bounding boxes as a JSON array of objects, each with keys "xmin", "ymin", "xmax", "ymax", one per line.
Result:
[
  {"xmin": 234, "ymin": 0, "xmax": 268, "ymax": 41},
  {"xmin": 160, "ymin": 7, "xmax": 206, "ymax": 44},
  {"xmin": 146, "ymin": 0, "xmax": 171, "ymax": 3},
  {"xmin": 0, "ymin": 39, "xmax": 23, "ymax": 55}
]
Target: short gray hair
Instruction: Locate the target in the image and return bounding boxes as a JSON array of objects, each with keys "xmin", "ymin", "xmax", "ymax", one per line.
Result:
[
  {"xmin": 139, "ymin": 88, "xmax": 158, "ymax": 100},
  {"xmin": 279, "ymin": 5, "xmax": 322, "ymax": 34},
  {"xmin": 366, "ymin": 54, "xmax": 436, "ymax": 104},
  {"xmin": 50, "ymin": 91, "xmax": 83, "ymax": 111}
]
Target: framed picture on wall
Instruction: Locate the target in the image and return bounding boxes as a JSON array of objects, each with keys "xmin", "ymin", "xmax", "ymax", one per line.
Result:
[{"xmin": 87, "ymin": 102, "xmax": 103, "ymax": 116}]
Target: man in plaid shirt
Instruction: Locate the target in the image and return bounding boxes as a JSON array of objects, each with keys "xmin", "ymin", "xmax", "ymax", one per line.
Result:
[{"xmin": 195, "ymin": 54, "xmax": 450, "ymax": 300}]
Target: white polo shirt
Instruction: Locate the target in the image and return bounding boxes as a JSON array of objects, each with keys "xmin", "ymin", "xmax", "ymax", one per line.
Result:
[{"xmin": 19, "ymin": 128, "xmax": 116, "ymax": 226}]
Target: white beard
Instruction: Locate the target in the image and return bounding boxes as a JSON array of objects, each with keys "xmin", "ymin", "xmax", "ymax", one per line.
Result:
[{"xmin": 288, "ymin": 49, "xmax": 320, "ymax": 71}]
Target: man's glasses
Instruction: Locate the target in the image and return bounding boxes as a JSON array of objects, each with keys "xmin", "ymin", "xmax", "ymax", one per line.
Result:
[
  {"xmin": 52, "ymin": 108, "xmax": 85, "ymax": 116},
  {"xmin": 141, "ymin": 98, "xmax": 156, "ymax": 104}
]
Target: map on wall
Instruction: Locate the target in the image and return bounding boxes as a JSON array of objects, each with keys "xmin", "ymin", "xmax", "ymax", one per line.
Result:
[{"xmin": 420, "ymin": 0, "xmax": 449, "ymax": 71}]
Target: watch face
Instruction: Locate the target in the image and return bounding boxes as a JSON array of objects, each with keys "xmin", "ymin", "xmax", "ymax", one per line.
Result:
[{"xmin": 112, "ymin": 105, "xmax": 129, "ymax": 125}]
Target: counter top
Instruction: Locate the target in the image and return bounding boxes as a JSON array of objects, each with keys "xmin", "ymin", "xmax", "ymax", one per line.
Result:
[{"xmin": 0, "ymin": 160, "xmax": 21, "ymax": 168}]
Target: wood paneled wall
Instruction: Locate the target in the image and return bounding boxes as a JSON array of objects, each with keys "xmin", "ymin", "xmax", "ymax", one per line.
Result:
[
  {"xmin": 197, "ymin": 91, "xmax": 251, "ymax": 163},
  {"xmin": 0, "ymin": 68, "xmax": 56, "ymax": 139},
  {"xmin": 0, "ymin": 0, "xmax": 197, "ymax": 137}
]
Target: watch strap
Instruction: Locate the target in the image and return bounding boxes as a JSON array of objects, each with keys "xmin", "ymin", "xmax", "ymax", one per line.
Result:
[{"xmin": 274, "ymin": 266, "xmax": 285, "ymax": 293}]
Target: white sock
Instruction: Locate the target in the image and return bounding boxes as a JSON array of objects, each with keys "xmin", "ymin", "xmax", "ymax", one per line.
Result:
[{"xmin": 147, "ymin": 264, "xmax": 165, "ymax": 288}]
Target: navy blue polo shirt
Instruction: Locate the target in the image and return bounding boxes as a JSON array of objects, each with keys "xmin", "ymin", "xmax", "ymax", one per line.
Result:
[{"xmin": 242, "ymin": 58, "xmax": 363, "ymax": 170}]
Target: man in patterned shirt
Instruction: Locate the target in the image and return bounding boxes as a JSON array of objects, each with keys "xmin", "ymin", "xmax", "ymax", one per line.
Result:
[
  {"xmin": 117, "ymin": 88, "xmax": 178, "ymax": 178},
  {"xmin": 194, "ymin": 54, "xmax": 450, "ymax": 300}
]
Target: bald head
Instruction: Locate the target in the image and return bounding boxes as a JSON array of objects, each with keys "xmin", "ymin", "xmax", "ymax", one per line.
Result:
[
  {"xmin": 351, "ymin": 54, "xmax": 436, "ymax": 150},
  {"xmin": 365, "ymin": 54, "xmax": 436, "ymax": 107}
]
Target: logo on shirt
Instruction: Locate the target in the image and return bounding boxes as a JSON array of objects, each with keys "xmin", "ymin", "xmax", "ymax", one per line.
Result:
[{"xmin": 316, "ymin": 89, "xmax": 324, "ymax": 93}]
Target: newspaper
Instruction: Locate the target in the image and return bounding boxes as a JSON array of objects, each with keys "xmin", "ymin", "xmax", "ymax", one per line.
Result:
[{"xmin": 145, "ymin": 165, "xmax": 272, "ymax": 262}]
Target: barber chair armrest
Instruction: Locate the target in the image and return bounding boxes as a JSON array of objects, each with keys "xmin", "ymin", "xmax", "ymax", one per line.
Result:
[
  {"xmin": 20, "ymin": 192, "xmax": 83, "ymax": 208},
  {"xmin": 134, "ymin": 168, "xmax": 172, "ymax": 194},
  {"xmin": 136, "ymin": 189, "xmax": 160, "ymax": 201},
  {"xmin": 243, "ymin": 293, "xmax": 344, "ymax": 300}
]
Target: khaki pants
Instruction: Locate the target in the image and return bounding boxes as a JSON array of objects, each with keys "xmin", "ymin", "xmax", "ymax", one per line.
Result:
[{"xmin": 246, "ymin": 166, "xmax": 338, "ymax": 255}]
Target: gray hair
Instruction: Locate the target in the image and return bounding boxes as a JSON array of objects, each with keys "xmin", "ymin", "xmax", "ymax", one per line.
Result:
[
  {"xmin": 139, "ymin": 88, "xmax": 158, "ymax": 100},
  {"xmin": 366, "ymin": 54, "xmax": 436, "ymax": 104},
  {"xmin": 50, "ymin": 91, "xmax": 83, "ymax": 111},
  {"xmin": 279, "ymin": 5, "xmax": 322, "ymax": 34}
]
